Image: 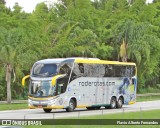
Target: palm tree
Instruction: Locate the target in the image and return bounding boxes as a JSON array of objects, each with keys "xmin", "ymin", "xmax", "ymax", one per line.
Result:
[
  {"xmin": 0, "ymin": 45, "xmax": 16, "ymax": 103},
  {"xmin": 0, "ymin": 27, "xmax": 18, "ymax": 103},
  {"xmin": 117, "ymin": 20, "xmax": 150, "ymax": 64}
]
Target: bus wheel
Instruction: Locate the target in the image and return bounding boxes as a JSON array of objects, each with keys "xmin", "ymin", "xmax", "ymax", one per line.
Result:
[
  {"xmin": 117, "ymin": 97, "xmax": 123, "ymax": 108},
  {"xmin": 66, "ymin": 99, "xmax": 76, "ymax": 112},
  {"xmin": 43, "ymin": 108, "xmax": 52, "ymax": 113},
  {"xmin": 110, "ymin": 97, "xmax": 116, "ymax": 109}
]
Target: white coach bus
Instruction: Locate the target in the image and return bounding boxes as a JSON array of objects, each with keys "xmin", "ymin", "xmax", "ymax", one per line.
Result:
[{"xmin": 22, "ymin": 58, "xmax": 137, "ymax": 113}]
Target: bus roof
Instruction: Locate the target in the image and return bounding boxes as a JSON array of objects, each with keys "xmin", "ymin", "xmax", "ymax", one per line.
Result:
[
  {"xmin": 74, "ymin": 58, "xmax": 136, "ymax": 66},
  {"xmin": 35, "ymin": 58, "xmax": 66, "ymax": 64},
  {"xmin": 35, "ymin": 58, "xmax": 99, "ymax": 64},
  {"xmin": 34, "ymin": 58, "xmax": 136, "ymax": 66}
]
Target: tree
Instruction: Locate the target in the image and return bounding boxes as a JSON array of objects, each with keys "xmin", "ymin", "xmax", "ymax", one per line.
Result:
[
  {"xmin": 0, "ymin": 0, "xmax": 5, "ymax": 5},
  {"xmin": 0, "ymin": 23, "xmax": 47, "ymax": 102},
  {"xmin": 0, "ymin": 27, "xmax": 18, "ymax": 103}
]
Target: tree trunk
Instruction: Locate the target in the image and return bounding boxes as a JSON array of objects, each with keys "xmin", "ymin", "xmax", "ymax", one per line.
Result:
[{"xmin": 6, "ymin": 64, "xmax": 12, "ymax": 104}]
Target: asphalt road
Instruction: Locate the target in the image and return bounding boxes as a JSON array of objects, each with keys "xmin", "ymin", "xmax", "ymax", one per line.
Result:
[{"xmin": 0, "ymin": 100, "xmax": 160, "ymax": 119}]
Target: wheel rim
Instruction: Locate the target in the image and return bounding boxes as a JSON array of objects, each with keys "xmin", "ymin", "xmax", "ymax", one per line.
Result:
[
  {"xmin": 111, "ymin": 99, "xmax": 116, "ymax": 108},
  {"xmin": 70, "ymin": 101, "xmax": 74, "ymax": 109},
  {"xmin": 118, "ymin": 99, "xmax": 122, "ymax": 107}
]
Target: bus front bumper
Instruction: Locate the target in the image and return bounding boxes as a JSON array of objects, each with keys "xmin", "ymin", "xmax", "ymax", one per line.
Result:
[{"xmin": 28, "ymin": 98, "xmax": 64, "ymax": 109}]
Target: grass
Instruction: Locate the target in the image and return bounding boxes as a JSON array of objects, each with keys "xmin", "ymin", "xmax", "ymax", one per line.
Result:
[
  {"xmin": 0, "ymin": 103, "xmax": 27, "ymax": 111},
  {"xmin": 0, "ymin": 95, "xmax": 159, "ymax": 111},
  {"xmin": 23, "ymin": 109, "xmax": 160, "ymax": 128},
  {"xmin": 80, "ymin": 109, "xmax": 160, "ymax": 119},
  {"xmin": 138, "ymin": 86, "xmax": 160, "ymax": 94},
  {"xmin": 24, "ymin": 126, "xmax": 160, "ymax": 128},
  {"xmin": 137, "ymin": 95, "xmax": 160, "ymax": 102}
]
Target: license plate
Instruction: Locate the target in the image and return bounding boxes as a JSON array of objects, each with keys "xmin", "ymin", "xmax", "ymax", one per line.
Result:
[{"xmin": 38, "ymin": 105, "xmax": 42, "ymax": 108}]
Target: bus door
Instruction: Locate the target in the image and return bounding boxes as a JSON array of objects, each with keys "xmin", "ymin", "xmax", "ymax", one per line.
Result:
[
  {"xmin": 93, "ymin": 64, "xmax": 106, "ymax": 105},
  {"xmin": 53, "ymin": 62, "xmax": 73, "ymax": 105}
]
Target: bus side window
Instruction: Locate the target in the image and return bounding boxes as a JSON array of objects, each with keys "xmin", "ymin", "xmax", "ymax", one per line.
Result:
[
  {"xmin": 131, "ymin": 66, "xmax": 136, "ymax": 77},
  {"xmin": 59, "ymin": 63, "xmax": 72, "ymax": 76},
  {"xmin": 120, "ymin": 66, "xmax": 126, "ymax": 77},
  {"xmin": 79, "ymin": 63, "xmax": 84, "ymax": 73},
  {"xmin": 115, "ymin": 65, "xmax": 122, "ymax": 77},
  {"xmin": 57, "ymin": 84, "xmax": 63, "ymax": 95},
  {"xmin": 70, "ymin": 63, "xmax": 84, "ymax": 81},
  {"xmin": 85, "ymin": 64, "xmax": 94, "ymax": 77},
  {"xmin": 123, "ymin": 65, "xmax": 134, "ymax": 77},
  {"xmin": 98, "ymin": 64, "xmax": 105, "ymax": 77},
  {"xmin": 104, "ymin": 65, "xmax": 115, "ymax": 77},
  {"xmin": 56, "ymin": 78, "xmax": 68, "ymax": 94},
  {"xmin": 59, "ymin": 64, "xmax": 71, "ymax": 76}
]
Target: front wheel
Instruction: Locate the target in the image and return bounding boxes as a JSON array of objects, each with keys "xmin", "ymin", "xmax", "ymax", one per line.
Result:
[
  {"xmin": 43, "ymin": 108, "xmax": 52, "ymax": 113},
  {"xmin": 66, "ymin": 99, "xmax": 76, "ymax": 112}
]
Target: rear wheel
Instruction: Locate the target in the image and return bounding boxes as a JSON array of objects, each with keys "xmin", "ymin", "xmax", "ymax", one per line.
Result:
[
  {"xmin": 110, "ymin": 97, "xmax": 116, "ymax": 109},
  {"xmin": 43, "ymin": 108, "xmax": 52, "ymax": 113},
  {"xmin": 117, "ymin": 97, "xmax": 123, "ymax": 108},
  {"xmin": 66, "ymin": 99, "xmax": 76, "ymax": 112}
]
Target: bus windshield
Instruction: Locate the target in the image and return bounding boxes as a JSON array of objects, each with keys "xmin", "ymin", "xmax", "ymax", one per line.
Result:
[
  {"xmin": 29, "ymin": 81, "xmax": 56, "ymax": 97},
  {"xmin": 32, "ymin": 63, "xmax": 58, "ymax": 77}
]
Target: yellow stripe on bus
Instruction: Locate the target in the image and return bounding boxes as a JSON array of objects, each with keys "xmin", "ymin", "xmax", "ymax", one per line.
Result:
[
  {"xmin": 44, "ymin": 106, "xmax": 64, "ymax": 109},
  {"xmin": 76, "ymin": 105, "xmax": 89, "ymax": 108},
  {"xmin": 128, "ymin": 101, "xmax": 136, "ymax": 105},
  {"xmin": 51, "ymin": 74, "xmax": 64, "ymax": 86},
  {"xmin": 75, "ymin": 59, "xmax": 136, "ymax": 66},
  {"xmin": 22, "ymin": 75, "xmax": 30, "ymax": 87},
  {"xmin": 28, "ymin": 105, "xmax": 36, "ymax": 109}
]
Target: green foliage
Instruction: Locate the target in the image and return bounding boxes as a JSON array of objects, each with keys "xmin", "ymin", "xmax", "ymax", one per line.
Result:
[
  {"xmin": 0, "ymin": 103, "xmax": 27, "ymax": 111},
  {"xmin": 0, "ymin": 0, "xmax": 160, "ymax": 100},
  {"xmin": 138, "ymin": 86, "xmax": 160, "ymax": 94}
]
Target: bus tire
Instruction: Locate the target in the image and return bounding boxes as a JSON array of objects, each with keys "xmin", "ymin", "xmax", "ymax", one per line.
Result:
[
  {"xmin": 110, "ymin": 97, "xmax": 116, "ymax": 109},
  {"xmin": 43, "ymin": 108, "xmax": 52, "ymax": 113},
  {"xmin": 117, "ymin": 97, "xmax": 123, "ymax": 108},
  {"xmin": 66, "ymin": 99, "xmax": 76, "ymax": 112}
]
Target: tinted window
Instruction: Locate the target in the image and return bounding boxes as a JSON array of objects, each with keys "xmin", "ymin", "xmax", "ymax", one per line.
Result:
[
  {"xmin": 56, "ymin": 77, "xmax": 68, "ymax": 94},
  {"xmin": 58, "ymin": 62, "xmax": 73, "ymax": 88},
  {"xmin": 32, "ymin": 63, "xmax": 58, "ymax": 77},
  {"xmin": 115, "ymin": 65, "xmax": 136, "ymax": 77},
  {"xmin": 104, "ymin": 65, "xmax": 115, "ymax": 77},
  {"xmin": 72, "ymin": 63, "xmax": 106, "ymax": 78},
  {"xmin": 104, "ymin": 65, "xmax": 136, "ymax": 77},
  {"xmin": 71, "ymin": 63, "xmax": 136, "ymax": 78},
  {"xmin": 72, "ymin": 63, "xmax": 84, "ymax": 77},
  {"xmin": 59, "ymin": 63, "xmax": 72, "ymax": 76},
  {"xmin": 87, "ymin": 64, "xmax": 105, "ymax": 77}
]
